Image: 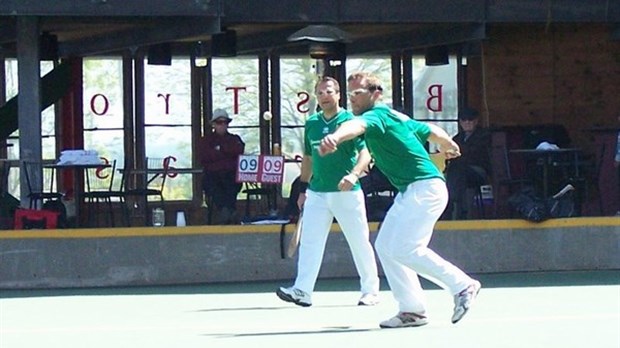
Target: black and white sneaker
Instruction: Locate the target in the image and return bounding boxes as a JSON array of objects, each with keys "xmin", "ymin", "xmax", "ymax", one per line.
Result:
[{"xmin": 276, "ymin": 287, "xmax": 312, "ymax": 307}]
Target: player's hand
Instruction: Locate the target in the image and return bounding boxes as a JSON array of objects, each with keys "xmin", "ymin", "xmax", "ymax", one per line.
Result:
[
  {"xmin": 443, "ymin": 142, "xmax": 461, "ymax": 160},
  {"xmin": 337, "ymin": 174, "xmax": 358, "ymax": 191},
  {"xmin": 319, "ymin": 135, "xmax": 338, "ymax": 156},
  {"xmin": 444, "ymin": 149, "xmax": 461, "ymax": 159},
  {"xmin": 297, "ymin": 192, "xmax": 306, "ymax": 210}
]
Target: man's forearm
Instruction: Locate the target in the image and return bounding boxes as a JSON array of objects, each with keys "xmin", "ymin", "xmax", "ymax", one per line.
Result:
[
  {"xmin": 352, "ymin": 148, "xmax": 371, "ymax": 177},
  {"xmin": 299, "ymin": 155, "xmax": 312, "ymax": 183},
  {"xmin": 332, "ymin": 119, "xmax": 367, "ymax": 144}
]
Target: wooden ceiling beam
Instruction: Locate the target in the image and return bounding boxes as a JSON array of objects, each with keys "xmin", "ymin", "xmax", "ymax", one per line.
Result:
[
  {"xmin": 0, "ymin": 0, "xmax": 218, "ymax": 16},
  {"xmin": 59, "ymin": 17, "xmax": 220, "ymax": 57}
]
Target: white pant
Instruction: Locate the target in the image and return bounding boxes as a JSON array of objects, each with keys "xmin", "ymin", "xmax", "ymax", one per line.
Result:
[
  {"xmin": 294, "ymin": 189, "xmax": 380, "ymax": 296},
  {"xmin": 375, "ymin": 178, "xmax": 474, "ymax": 314}
]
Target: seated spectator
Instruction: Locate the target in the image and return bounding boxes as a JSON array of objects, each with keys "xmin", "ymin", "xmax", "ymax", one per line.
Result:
[
  {"xmin": 200, "ymin": 109, "xmax": 245, "ymax": 224},
  {"xmin": 443, "ymin": 108, "xmax": 491, "ymax": 219}
]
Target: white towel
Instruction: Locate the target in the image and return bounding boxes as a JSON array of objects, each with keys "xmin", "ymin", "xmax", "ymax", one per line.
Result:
[{"xmin": 535, "ymin": 141, "xmax": 560, "ymax": 151}]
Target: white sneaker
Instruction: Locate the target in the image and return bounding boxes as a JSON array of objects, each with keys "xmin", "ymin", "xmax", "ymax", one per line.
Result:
[
  {"xmin": 380, "ymin": 312, "xmax": 429, "ymax": 328},
  {"xmin": 358, "ymin": 293, "xmax": 379, "ymax": 306},
  {"xmin": 451, "ymin": 280, "xmax": 481, "ymax": 324},
  {"xmin": 276, "ymin": 287, "xmax": 312, "ymax": 307}
]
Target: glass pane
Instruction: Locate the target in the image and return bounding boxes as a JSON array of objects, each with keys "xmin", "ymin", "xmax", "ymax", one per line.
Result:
[
  {"xmin": 5, "ymin": 59, "xmax": 17, "ymax": 99},
  {"xmin": 82, "ymin": 58, "xmax": 125, "ymax": 195},
  {"xmin": 211, "ymin": 58, "xmax": 260, "ymax": 126},
  {"xmin": 83, "ymin": 58, "xmax": 124, "ymax": 130},
  {"xmin": 278, "ymin": 57, "xmax": 318, "ymax": 198},
  {"xmin": 346, "ymin": 57, "xmax": 393, "ymax": 108},
  {"xmin": 144, "ymin": 59, "xmax": 191, "ymax": 126},
  {"xmin": 210, "ymin": 58, "xmax": 261, "ymax": 204},
  {"xmin": 143, "ymin": 58, "xmax": 193, "ymax": 200},
  {"xmin": 4, "ymin": 60, "xmax": 58, "ymax": 200},
  {"xmin": 5, "ymin": 60, "xmax": 57, "ymax": 160},
  {"xmin": 144, "ymin": 126, "xmax": 192, "ymax": 200},
  {"xmin": 412, "ymin": 57, "xmax": 458, "ymax": 125},
  {"xmin": 228, "ymin": 127, "xmax": 260, "ymax": 155},
  {"xmin": 279, "ymin": 58, "xmax": 315, "ymax": 155},
  {"xmin": 412, "ymin": 56, "xmax": 459, "ymax": 152}
]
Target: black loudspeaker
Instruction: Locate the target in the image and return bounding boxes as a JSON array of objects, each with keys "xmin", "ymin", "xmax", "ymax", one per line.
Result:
[
  {"xmin": 212, "ymin": 30, "xmax": 237, "ymax": 57},
  {"xmin": 39, "ymin": 32, "xmax": 58, "ymax": 61},
  {"xmin": 147, "ymin": 43, "xmax": 172, "ymax": 65},
  {"xmin": 425, "ymin": 46, "xmax": 449, "ymax": 66}
]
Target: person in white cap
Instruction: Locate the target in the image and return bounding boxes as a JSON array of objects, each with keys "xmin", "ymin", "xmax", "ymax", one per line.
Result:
[{"xmin": 200, "ymin": 109, "xmax": 245, "ymax": 224}]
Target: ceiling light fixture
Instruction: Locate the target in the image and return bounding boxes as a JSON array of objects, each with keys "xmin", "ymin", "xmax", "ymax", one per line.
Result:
[
  {"xmin": 287, "ymin": 25, "xmax": 352, "ymax": 60},
  {"xmin": 193, "ymin": 41, "xmax": 208, "ymax": 67}
]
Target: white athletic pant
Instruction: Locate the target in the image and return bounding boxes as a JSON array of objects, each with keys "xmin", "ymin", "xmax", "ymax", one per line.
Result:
[
  {"xmin": 293, "ymin": 189, "xmax": 380, "ymax": 297},
  {"xmin": 374, "ymin": 178, "xmax": 474, "ymax": 314}
]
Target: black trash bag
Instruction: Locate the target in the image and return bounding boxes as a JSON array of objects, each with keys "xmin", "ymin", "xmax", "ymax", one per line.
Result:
[{"xmin": 508, "ymin": 186, "xmax": 549, "ymax": 222}]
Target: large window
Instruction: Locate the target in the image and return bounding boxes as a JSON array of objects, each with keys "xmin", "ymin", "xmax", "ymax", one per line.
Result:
[
  {"xmin": 83, "ymin": 58, "xmax": 125, "ymax": 194},
  {"xmin": 413, "ymin": 56, "xmax": 459, "ymax": 151},
  {"xmin": 211, "ymin": 58, "xmax": 261, "ymax": 155},
  {"xmin": 5, "ymin": 60, "xmax": 56, "ymax": 159},
  {"xmin": 4, "ymin": 60, "xmax": 57, "ymax": 199},
  {"xmin": 4, "ymin": 54, "xmax": 460, "ymax": 208},
  {"xmin": 279, "ymin": 57, "xmax": 318, "ymax": 196},
  {"xmin": 144, "ymin": 58, "xmax": 193, "ymax": 200}
]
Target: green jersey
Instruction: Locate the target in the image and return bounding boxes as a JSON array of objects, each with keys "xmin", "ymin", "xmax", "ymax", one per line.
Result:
[
  {"xmin": 305, "ymin": 109, "xmax": 366, "ymax": 192},
  {"xmin": 359, "ymin": 104, "xmax": 444, "ymax": 192}
]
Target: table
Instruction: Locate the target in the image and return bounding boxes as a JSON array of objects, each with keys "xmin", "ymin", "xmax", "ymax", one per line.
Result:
[
  {"xmin": 118, "ymin": 167, "xmax": 203, "ymax": 226},
  {"xmin": 46, "ymin": 163, "xmax": 111, "ymax": 227},
  {"xmin": 509, "ymin": 148, "xmax": 582, "ymax": 199}
]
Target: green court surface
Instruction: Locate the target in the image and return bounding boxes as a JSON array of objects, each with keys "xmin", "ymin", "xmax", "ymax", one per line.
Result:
[{"xmin": 1, "ymin": 271, "xmax": 619, "ymax": 348}]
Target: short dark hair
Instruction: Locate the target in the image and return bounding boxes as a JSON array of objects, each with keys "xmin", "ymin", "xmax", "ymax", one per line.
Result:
[
  {"xmin": 314, "ymin": 76, "xmax": 340, "ymax": 92},
  {"xmin": 347, "ymin": 71, "xmax": 383, "ymax": 92}
]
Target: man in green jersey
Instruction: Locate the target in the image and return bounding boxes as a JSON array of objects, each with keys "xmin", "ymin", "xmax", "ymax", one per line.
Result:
[
  {"xmin": 319, "ymin": 72, "xmax": 481, "ymax": 328},
  {"xmin": 277, "ymin": 76, "xmax": 380, "ymax": 307}
]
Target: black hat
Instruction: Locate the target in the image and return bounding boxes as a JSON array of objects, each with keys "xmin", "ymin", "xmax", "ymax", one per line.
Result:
[{"xmin": 458, "ymin": 108, "xmax": 479, "ymax": 121}]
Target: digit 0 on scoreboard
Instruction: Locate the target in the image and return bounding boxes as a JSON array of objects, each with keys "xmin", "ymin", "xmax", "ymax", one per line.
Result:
[
  {"xmin": 261, "ymin": 155, "xmax": 284, "ymax": 174},
  {"xmin": 236, "ymin": 155, "xmax": 284, "ymax": 184},
  {"xmin": 259, "ymin": 155, "xmax": 284, "ymax": 184},
  {"xmin": 236, "ymin": 155, "xmax": 260, "ymax": 182}
]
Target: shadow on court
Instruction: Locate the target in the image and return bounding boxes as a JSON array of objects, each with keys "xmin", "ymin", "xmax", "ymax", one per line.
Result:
[{"xmin": 1, "ymin": 270, "xmax": 619, "ymax": 348}]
